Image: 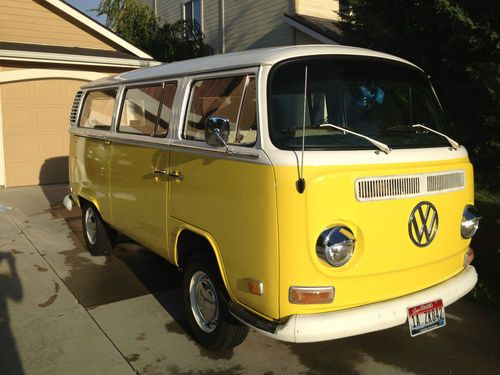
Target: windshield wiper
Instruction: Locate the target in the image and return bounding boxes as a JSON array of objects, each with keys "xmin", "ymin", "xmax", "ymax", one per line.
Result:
[
  {"xmin": 320, "ymin": 123, "xmax": 392, "ymax": 154},
  {"xmin": 412, "ymin": 124, "xmax": 460, "ymax": 150}
]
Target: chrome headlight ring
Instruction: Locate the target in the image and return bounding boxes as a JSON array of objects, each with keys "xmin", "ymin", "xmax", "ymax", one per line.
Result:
[
  {"xmin": 461, "ymin": 205, "xmax": 481, "ymax": 239},
  {"xmin": 316, "ymin": 226, "xmax": 355, "ymax": 267}
]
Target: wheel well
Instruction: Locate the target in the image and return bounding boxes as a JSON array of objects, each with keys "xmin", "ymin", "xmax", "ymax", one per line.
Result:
[
  {"xmin": 176, "ymin": 230, "xmax": 218, "ymax": 270},
  {"xmin": 79, "ymin": 196, "xmax": 97, "ymax": 212}
]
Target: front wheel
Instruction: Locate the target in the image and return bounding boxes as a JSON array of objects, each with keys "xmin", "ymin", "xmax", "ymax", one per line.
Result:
[
  {"xmin": 183, "ymin": 256, "xmax": 249, "ymax": 351},
  {"xmin": 81, "ymin": 203, "xmax": 115, "ymax": 256}
]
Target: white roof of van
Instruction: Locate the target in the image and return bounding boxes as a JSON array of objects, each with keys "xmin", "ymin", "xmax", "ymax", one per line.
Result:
[{"xmin": 82, "ymin": 45, "xmax": 420, "ymax": 88}]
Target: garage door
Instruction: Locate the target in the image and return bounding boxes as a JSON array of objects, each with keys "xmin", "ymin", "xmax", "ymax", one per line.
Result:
[{"xmin": 1, "ymin": 78, "xmax": 85, "ymax": 186}]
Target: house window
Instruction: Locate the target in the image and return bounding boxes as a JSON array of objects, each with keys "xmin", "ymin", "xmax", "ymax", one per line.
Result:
[{"xmin": 183, "ymin": 0, "xmax": 202, "ymax": 28}]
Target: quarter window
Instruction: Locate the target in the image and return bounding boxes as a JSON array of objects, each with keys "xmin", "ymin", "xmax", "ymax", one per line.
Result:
[
  {"xmin": 118, "ymin": 83, "xmax": 177, "ymax": 137},
  {"xmin": 184, "ymin": 75, "xmax": 257, "ymax": 146},
  {"xmin": 79, "ymin": 89, "xmax": 117, "ymax": 130}
]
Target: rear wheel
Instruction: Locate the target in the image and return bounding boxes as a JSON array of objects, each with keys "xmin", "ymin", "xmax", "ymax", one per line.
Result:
[
  {"xmin": 183, "ymin": 256, "xmax": 249, "ymax": 351},
  {"xmin": 81, "ymin": 203, "xmax": 115, "ymax": 256}
]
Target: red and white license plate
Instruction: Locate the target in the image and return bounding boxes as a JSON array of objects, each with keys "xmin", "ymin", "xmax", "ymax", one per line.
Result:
[{"xmin": 407, "ymin": 299, "xmax": 446, "ymax": 337}]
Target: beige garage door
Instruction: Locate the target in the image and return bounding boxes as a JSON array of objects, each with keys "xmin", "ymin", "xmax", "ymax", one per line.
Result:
[{"xmin": 2, "ymin": 78, "xmax": 85, "ymax": 186}]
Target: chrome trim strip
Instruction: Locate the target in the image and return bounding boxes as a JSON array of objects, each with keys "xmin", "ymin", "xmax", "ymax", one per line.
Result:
[{"xmin": 70, "ymin": 128, "xmax": 108, "ymax": 140}]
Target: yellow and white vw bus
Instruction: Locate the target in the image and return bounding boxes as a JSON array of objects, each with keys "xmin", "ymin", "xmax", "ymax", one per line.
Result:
[{"xmin": 65, "ymin": 45, "xmax": 479, "ymax": 351}]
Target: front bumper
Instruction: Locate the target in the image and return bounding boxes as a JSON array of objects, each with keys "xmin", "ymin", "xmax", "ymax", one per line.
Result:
[
  {"xmin": 260, "ymin": 265, "xmax": 477, "ymax": 343},
  {"xmin": 63, "ymin": 194, "xmax": 74, "ymax": 211}
]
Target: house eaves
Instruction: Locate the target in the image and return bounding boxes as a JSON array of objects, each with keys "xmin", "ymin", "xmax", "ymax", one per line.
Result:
[
  {"xmin": 284, "ymin": 13, "xmax": 346, "ymax": 45},
  {"xmin": 42, "ymin": 0, "xmax": 153, "ymax": 59},
  {"xmin": 0, "ymin": 42, "xmax": 159, "ymax": 68}
]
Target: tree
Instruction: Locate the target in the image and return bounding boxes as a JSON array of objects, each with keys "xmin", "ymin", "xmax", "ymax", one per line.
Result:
[
  {"xmin": 341, "ymin": 0, "xmax": 499, "ymax": 189},
  {"xmin": 94, "ymin": 0, "xmax": 212, "ymax": 62}
]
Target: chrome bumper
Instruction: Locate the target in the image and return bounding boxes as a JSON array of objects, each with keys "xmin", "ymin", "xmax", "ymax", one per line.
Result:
[{"xmin": 63, "ymin": 194, "xmax": 74, "ymax": 211}]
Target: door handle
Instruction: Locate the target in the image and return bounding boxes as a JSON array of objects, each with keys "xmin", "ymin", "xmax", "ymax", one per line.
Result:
[
  {"xmin": 153, "ymin": 169, "xmax": 167, "ymax": 176},
  {"xmin": 168, "ymin": 170, "xmax": 184, "ymax": 180}
]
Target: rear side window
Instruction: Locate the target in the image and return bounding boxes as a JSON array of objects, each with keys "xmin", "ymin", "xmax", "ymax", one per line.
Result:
[
  {"xmin": 79, "ymin": 89, "xmax": 117, "ymax": 130},
  {"xmin": 184, "ymin": 75, "xmax": 257, "ymax": 145},
  {"xmin": 118, "ymin": 83, "xmax": 177, "ymax": 137}
]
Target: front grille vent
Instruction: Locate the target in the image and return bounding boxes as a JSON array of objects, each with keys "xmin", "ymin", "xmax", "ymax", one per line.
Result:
[
  {"xmin": 356, "ymin": 170, "xmax": 465, "ymax": 201},
  {"xmin": 69, "ymin": 90, "xmax": 84, "ymax": 126},
  {"xmin": 427, "ymin": 172, "xmax": 465, "ymax": 192}
]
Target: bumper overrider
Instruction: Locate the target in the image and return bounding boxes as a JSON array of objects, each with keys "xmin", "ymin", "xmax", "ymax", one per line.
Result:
[{"xmin": 241, "ymin": 265, "xmax": 477, "ymax": 343}]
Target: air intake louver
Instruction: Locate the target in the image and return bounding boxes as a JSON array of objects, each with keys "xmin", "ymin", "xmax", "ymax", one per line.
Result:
[
  {"xmin": 356, "ymin": 170, "xmax": 465, "ymax": 201},
  {"xmin": 69, "ymin": 90, "xmax": 84, "ymax": 126},
  {"xmin": 427, "ymin": 172, "xmax": 465, "ymax": 192}
]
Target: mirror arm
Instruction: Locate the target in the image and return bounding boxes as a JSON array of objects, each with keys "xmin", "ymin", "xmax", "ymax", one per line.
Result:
[{"xmin": 213, "ymin": 128, "xmax": 233, "ymax": 154}]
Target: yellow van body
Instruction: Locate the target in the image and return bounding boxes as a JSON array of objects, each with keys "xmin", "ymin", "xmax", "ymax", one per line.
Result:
[{"xmin": 66, "ymin": 46, "xmax": 478, "ymax": 346}]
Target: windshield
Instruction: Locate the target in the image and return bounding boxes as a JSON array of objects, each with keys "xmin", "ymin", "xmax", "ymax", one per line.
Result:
[{"xmin": 269, "ymin": 57, "xmax": 452, "ymax": 150}]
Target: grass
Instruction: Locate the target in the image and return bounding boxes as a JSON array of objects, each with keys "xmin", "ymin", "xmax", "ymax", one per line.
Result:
[{"xmin": 469, "ymin": 186, "xmax": 500, "ymax": 307}]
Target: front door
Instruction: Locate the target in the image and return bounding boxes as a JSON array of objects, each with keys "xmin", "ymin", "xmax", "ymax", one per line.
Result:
[{"xmin": 109, "ymin": 82, "xmax": 177, "ymax": 256}]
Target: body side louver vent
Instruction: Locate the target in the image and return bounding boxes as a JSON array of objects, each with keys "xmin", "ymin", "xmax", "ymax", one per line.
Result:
[
  {"xmin": 69, "ymin": 90, "xmax": 84, "ymax": 126},
  {"xmin": 356, "ymin": 170, "xmax": 465, "ymax": 201}
]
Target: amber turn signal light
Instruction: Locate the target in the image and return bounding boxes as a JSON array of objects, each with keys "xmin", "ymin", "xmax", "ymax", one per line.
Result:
[
  {"xmin": 289, "ymin": 286, "xmax": 335, "ymax": 304},
  {"xmin": 247, "ymin": 279, "xmax": 264, "ymax": 295}
]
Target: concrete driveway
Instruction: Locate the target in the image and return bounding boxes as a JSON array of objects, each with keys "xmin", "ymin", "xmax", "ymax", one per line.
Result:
[{"xmin": 0, "ymin": 185, "xmax": 499, "ymax": 375}]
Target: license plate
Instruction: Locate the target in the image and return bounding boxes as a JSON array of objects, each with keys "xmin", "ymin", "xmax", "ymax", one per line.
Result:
[{"xmin": 407, "ymin": 299, "xmax": 446, "ymax": 337}]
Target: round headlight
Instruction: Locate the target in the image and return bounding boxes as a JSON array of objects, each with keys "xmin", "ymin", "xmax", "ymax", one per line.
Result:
[
  {"xmin": 461, "ymin": 205, "xmax": 481, "ymax": 239},
  {"xmin": 316, "ymin": 226, "xmax": 355, "ymax": 267}
]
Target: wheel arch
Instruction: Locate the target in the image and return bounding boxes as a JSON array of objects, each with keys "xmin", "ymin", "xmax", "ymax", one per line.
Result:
[
  {"xmin": 77, "ymin": 192, "xmax": 100, "ymax": 212},
  {"xmin": 174, "ymin": 225, "xmax": 232, "ymax": 298}
]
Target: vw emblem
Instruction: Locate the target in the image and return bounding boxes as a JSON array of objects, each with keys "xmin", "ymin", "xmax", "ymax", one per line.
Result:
[{"xmin": 408, "ymin": 201, "xmax": 438, "ymax": 247}]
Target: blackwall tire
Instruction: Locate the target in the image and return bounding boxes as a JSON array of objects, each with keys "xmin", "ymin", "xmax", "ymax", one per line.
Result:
[
  {"xmin": 81, "ymin": 202, "xmax": 115, "ymax": 256},
  {"xmin": 183, "ymin": 256, "xmax": 249, "ymax": 351}
]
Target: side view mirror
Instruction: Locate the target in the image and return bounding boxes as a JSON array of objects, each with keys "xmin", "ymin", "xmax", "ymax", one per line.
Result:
[{"xmin": 205, "ymin": 115, "xmax": 230, "ymax": 148}]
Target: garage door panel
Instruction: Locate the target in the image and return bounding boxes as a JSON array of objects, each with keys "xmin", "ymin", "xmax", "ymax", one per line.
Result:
[
  {"xmin": 4, "ymin": 134, "xmax": 39, "ymax": 159},
  {"xmin": 2, "ymin": 81, "xmax": 36, "ymax": 103},
  {"xmin": 39, "ymin": 134, "xmax": 67, "ymax": 157},
  {"xmin": 39, "ymin": 156, "xmax": 69, "ymax": 185},
  {"xmin": 2, "ymin": 78, "xmax": 86, "ymax": 186},
  {"xmin": 5, "ymin": 161, "xmax": 39, "ymax": 187},
  {"xmin": 37, "ymin": 105, "xmax": 66, "ymax": 130},
  {"xmin": 35, "ymin": 80, "xmax": 64, "ymax": 103},
  {"xmin": 3, "ymin": 105, "xmax": 37, "ymax": 132}
]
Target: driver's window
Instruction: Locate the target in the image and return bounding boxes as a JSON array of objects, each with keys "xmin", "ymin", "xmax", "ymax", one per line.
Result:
[{"xmin": 183, "ymin": 75, "xmax": 257, "ymax": 145}]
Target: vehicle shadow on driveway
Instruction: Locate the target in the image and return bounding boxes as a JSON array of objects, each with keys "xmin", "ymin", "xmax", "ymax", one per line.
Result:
[{"xmin": 40, "ymin": 184, "xmax": 190, "ymax": 335}]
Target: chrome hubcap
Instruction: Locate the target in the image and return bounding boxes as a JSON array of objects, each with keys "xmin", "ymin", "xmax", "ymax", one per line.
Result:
[
  {"xmin": 189, "ymin": 271, "xmax": 219, "ymax": 333},
  {"xmin": 84, "ymin": 207, "xmax": 97, "ymax": 245}
]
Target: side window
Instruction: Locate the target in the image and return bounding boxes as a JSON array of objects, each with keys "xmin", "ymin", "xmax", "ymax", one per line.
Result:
[
  {"xmin": 119, "ymin": 85, "xmax": 162, "ymax": 136},
  {"xmin": 157, "ymin": 83, "xmax": 177, "ymax": 137},
  {"xmin": 79, "ymin": 89, "xmax": 117, "ymax": 130},
  {"xmin": 184, "ymin": 75, "xmax": 257, "ymax": 145},
  {"xmin": 118, "ymin": 83, "xmax": 177, "ymax": 137}
]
